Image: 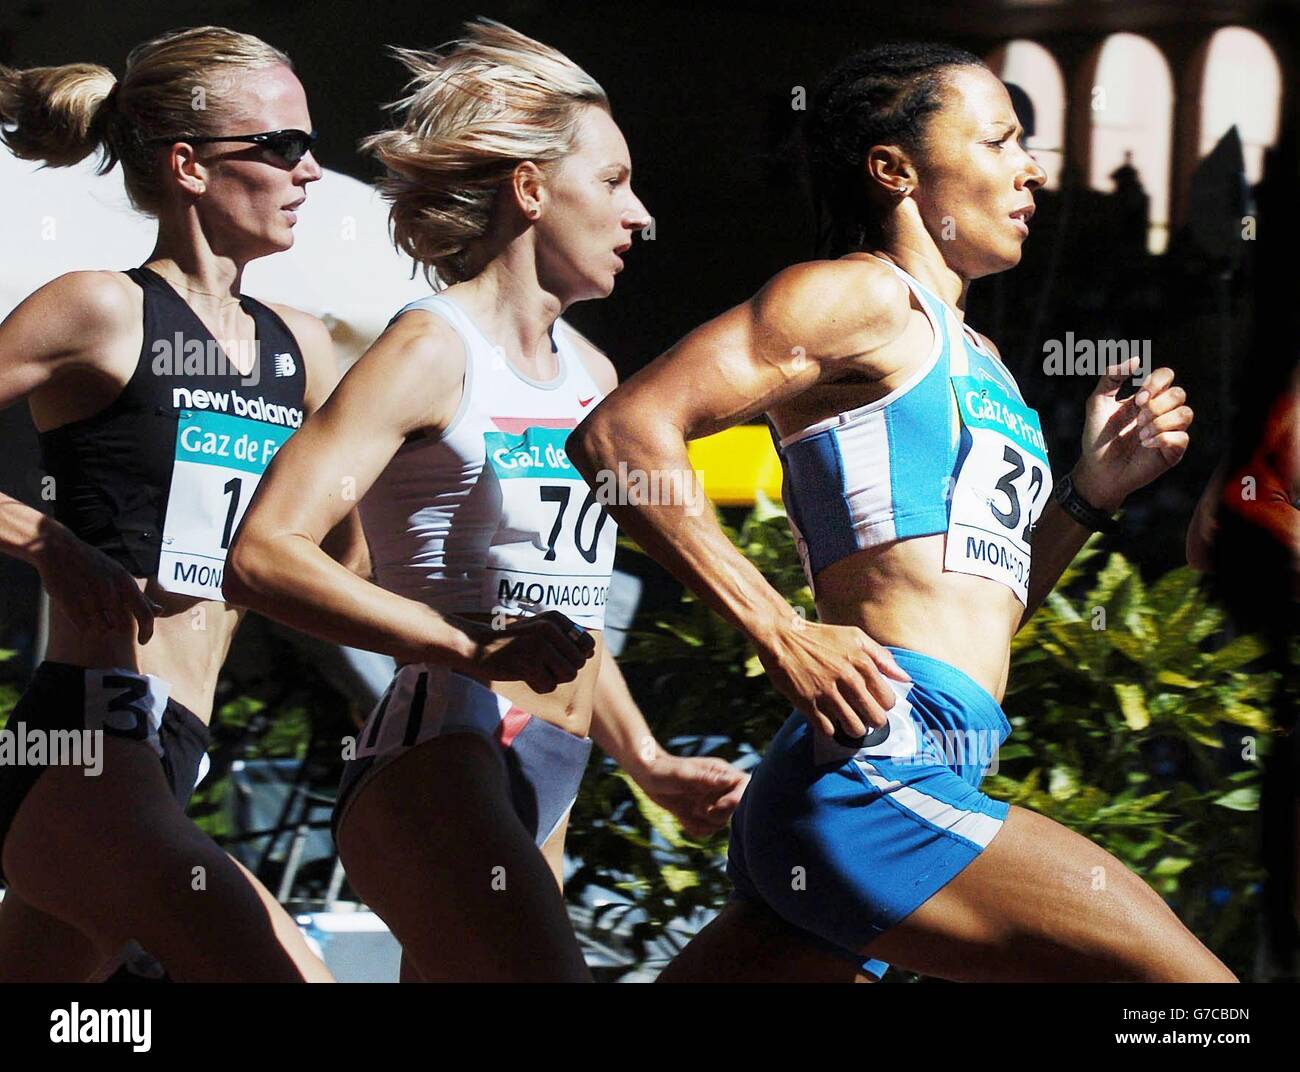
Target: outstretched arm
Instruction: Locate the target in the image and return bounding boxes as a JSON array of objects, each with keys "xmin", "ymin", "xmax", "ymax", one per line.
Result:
[
  {"xmin": 568, "ymin": 259, "xmax": 913, "ymax": 739},
  {"xmin": 273, "ymin": 303, "xmax": 371, "ymax": 579},
  {"xmin": 225, "ymin": 310, "xmax": 591, "ymax": 691}
]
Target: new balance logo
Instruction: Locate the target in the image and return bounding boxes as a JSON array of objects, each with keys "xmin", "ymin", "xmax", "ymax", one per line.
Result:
[{"xmin": 273, "ymin": 352, "xmax": 297, "ymax": 377}]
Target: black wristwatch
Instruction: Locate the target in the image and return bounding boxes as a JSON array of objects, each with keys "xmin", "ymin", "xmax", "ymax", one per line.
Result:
[{"xmin": 1054, "ymin": 472, "xmax": 1120, "ymax": 534}]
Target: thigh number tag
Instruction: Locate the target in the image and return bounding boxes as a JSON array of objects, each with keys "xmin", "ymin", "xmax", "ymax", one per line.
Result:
[
  {"xmin": 943, "ymin": 376, "xmax": 1053, "ymax": 604},
  {"xmin": 82, "ymin": 668, "xmax": 169, "ymax": 756},
  {"xmin": 157, "ymin": 410, "xmax": 294, "ymax": 599}
]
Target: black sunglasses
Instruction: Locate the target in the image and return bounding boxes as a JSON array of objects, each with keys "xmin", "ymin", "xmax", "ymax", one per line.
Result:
[{"xmin": 145, "ymin": 129, "xmax": 318, "ymax": 166}]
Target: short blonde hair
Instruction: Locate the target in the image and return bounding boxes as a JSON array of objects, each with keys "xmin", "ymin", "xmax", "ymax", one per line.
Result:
[
  {"xmin": 0, "ymin": 25, "xmax": 293, "ymax": 215},
  {"xmin": 364, "ymin": 18, "xmax": 609, "ymax": 286}
]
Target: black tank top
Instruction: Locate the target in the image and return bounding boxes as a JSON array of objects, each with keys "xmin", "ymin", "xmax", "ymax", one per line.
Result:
[{"xmin": 37, "ymin": 266, "xmax": 307, "ymax": 582}]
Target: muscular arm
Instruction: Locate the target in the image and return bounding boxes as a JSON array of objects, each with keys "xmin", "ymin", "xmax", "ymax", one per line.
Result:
[
  {"xmin": 568, "ymin": 259, "xmax": 913, "ymax": 737},
  {"xmin": 1019, "ymin": 357, "xmax": 1193, "ymax": 628},
  {"xmin": 272, "ymin": 304, "xmax": 371, "ymax": 579},
  {"xmin": 587, "ymin": 644, "xmax": 658, "ymax": 775},
  {"xmin": 223, "ymin": 311, "xmax": 478, "ymax": 666},
  {"xmin": 1018, "ymin": 496, "xmax": 1095, "ymax": 626},
  {"xmin": 0, "ymin": 272, "xmax": 133, "ymax": 565},
  {"xmin": 569, "ymin": 262, "xmax": 904, "ymax": 644},
  {"xmin": 0, "ymin": 274, "xmax": 118, "ymax": 569},
  {"xmin": 567, "ymin": 322, "xmax": 749, "ymax": 827},
  {"xmin": 0, "ymin": 271, "xmax": 156, "ymax": 636},
  {"xmin": 558, "ymin": 324, "xmax": 659, "ymax": 765}
]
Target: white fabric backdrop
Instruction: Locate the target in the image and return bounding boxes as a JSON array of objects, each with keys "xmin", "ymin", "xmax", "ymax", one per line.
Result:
[{"xmin": 0, "ymin": 151, "xmax": 431, "ymax": 366}]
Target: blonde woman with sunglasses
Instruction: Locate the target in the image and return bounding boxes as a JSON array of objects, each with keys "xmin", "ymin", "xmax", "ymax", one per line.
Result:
[{"xmin": 0, "ymin": 26, "xmax": 361, "ymax": 981}]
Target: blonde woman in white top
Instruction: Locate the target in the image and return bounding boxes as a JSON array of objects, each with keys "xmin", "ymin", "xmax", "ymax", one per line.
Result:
[{"xmin": 228, "ymin": 19, "xmax": 747, "ymax": 982}]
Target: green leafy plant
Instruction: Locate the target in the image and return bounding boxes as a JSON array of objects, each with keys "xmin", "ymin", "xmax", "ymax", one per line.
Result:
[
  {"xmin": 0, "ymin": 649, "xmax": 18, "ymax": 732},
  {"xmin": 996, "ymin": 543, "xmax": 1273, "ymax": 970},
  {"xmin": 569, "ymin": 497, "xmax": 1276, "ymax": 980}
]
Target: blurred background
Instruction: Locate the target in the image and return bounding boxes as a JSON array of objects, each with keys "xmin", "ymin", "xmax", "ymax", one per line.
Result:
[{"xmin": 0, "ymin": 0, "xmax": 1295, "ymax": 981}]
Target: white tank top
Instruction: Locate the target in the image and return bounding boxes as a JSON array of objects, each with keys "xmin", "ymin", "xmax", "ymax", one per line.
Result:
[{"xmin": 359, "ymin": 292, "xmax": 616, "ymax": 630}]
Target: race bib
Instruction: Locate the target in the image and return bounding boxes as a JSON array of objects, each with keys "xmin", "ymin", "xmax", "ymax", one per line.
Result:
[
  {"xmin": 481, "ymin": 425, "xmax": 615, "ymax": 620},
  {"xmin": 944, "ymin": 374, "xmax": 1053, "ymax": 604},
  {"xmin": 157, "ymin": 410, "xmax": 293, "ymax": 598}
]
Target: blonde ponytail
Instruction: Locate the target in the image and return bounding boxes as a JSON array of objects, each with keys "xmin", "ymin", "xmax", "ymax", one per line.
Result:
[
  {"xmin": 0, "ymin": 62, "xmax": 116, "ymax": 167},
  {"xmin": 0, "ymin": 26, "xmax": 293, "ymax": 215}
]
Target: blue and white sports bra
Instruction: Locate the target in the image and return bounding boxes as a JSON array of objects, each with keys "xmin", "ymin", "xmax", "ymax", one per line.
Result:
[{"xmin": 774, "ymin": 255, "xmax": 1053, "ymax": 605}]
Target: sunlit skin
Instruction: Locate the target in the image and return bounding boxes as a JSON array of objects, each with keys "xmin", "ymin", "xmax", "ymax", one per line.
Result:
[
  {"xmin": 0, "ymin": 61, "xmax": 351, "ymax": 981},
  {"xmin": 893, "ymin": 65, "xmax": 1041, "ymax": 280},
  {"xmin": 16, "ymin": 63, "xmax": 336, "ymax": 723},
  {"xmin": 164, "ymin": 63, "xmax": 323, "ymax": 266},
  {"xmin": 770, "ymin": 66, "xmax": 1051, "ymax": 698},
  {"xmin": 225, "ymin": 102, "xmax": 746, "ymax": 981},
  {"xmin": 459, "ymin": 103, "xmax": 650, "ymax": 372},
  {"xmin": 530, "ymin": 107, "xmax": 644, "ymax": 301},
  {"xmin": 574, "ymin": 64, "xmax": 1228, "ymax": 981},
  {"xmin": 439, "ymin": 106, "xmax": 652, "ymax": 726}
]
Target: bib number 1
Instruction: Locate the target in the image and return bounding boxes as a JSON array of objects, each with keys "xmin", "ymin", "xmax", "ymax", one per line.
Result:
[{"xmin": 157, "ymin": 410, "xmax": 294, "ymax": 599}]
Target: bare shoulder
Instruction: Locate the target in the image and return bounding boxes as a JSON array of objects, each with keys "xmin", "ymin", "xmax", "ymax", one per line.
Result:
[
  {"xmin": 752, "ymin": 257, "xmax": 912, "ymax": 362},
  {"xmin": 264, "ymin": 301, "xmax": 332, "ymax": 347},
  {"xmin": 262, "ymin": 301, "xmax": 333, "ymax": 367},
  {"xmin": 262, "ymin": 302, "xmax": 339, "ymax": 409},
  {"xmin": 337, "ymin": 305, "xmax": 469, "ymax": 437},
  {"xmin": 378, "ymin": 305, "xmax": 468, "ymax": 376},
  {"xmin": 557, "ymin": 318, "xmax": 617, "ymax": 393},
  {"xmin": 1, "ymin": 270, "xmax": 139, "ymax": 368},
  {"xmin": 25, "ymin": 270, "xmax": 139, "ymax": 336},
  {"xmin": 973, "ymin": 328, "xmax": 1003, "ymax": 359}
]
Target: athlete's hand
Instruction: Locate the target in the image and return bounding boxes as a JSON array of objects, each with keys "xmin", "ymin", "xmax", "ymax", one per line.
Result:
[
  {"xmin": 36, "ymin": 526, "xmax": 157, "ymax": 643},
  {"xmin": 758, "ymin": 618, "xmax": 910, "ymax": 739},
  {"xmin": 1076, "ymin": 357, "xmax": 1193, "ymax": 511},
  {"xmin": 633, "ymin": 750, "xmax": 749, "ymax": 839},
  {"xmin": 463, "ymin": 610, "xmax": 596, "ymax": 693}
]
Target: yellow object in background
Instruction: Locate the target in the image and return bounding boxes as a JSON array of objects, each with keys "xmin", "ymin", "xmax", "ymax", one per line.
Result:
[{"xmin": 687, "ymin": 424, "xmax": 784, "ymax": 506}]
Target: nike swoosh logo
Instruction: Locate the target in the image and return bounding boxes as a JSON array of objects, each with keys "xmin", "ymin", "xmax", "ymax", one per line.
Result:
[{"xmin": 578, "ymin": 396, "xmax": 595, "ymax": 407}]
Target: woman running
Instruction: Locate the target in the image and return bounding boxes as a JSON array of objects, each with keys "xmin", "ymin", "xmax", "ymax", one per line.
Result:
[
  {"xmin": 568, "ymin": 42, "xmax": 1234, "ymax": 982},
  {"xmin": 0, "ymin": 26, "xmax": 360, "ymax": 981},
  {"xmin": 225, "ymin": 19, "xmax": 746, "ymax": 983}
]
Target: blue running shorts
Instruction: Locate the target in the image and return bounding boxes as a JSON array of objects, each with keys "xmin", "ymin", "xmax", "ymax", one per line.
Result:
[{"xmin": 727, "ymin": 646, "xmax": 1012, "ymax": 980}]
